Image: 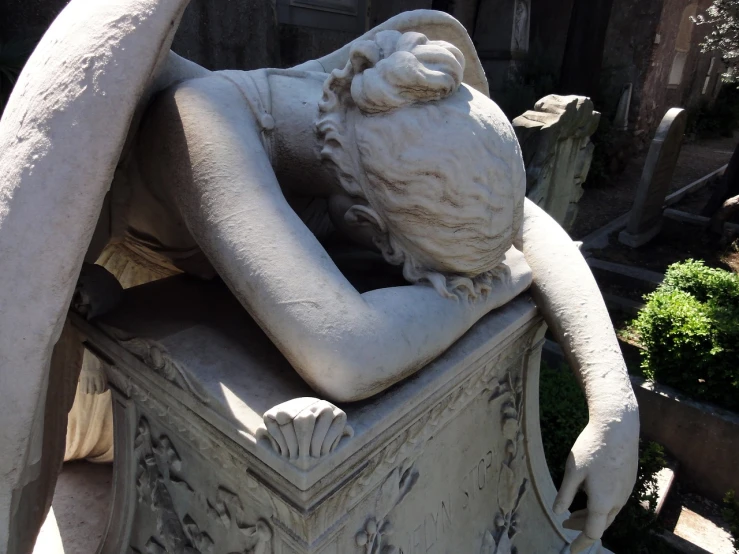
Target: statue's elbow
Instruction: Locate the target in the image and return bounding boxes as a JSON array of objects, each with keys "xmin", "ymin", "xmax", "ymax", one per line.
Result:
[{"xmin": 296, "ymin": 351, "xmax": 376, "ymax": 404}]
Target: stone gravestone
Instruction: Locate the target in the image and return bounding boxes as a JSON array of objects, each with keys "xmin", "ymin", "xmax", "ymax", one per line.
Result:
[
  {"xmin": 513, "ymin": 95, "xmax": 601, "ymax": 231},
  {"xmin": 619, "ymin": 108, "xmax": 687, "ymax": 247}
]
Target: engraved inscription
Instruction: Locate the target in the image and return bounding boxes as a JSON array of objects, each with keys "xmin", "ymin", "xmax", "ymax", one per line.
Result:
[{"xmin": 392, "ymin": 362, "xmax": 529, "ymax": 554}]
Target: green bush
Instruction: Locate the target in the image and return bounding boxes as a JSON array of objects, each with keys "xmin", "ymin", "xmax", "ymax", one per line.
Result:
[
  {"xmin": 539, "ymin": 362, "xmax": 670, "ymax": 553},
  {"xmin": 633, "ymin": 260, "xmax": 739, "ymax": 411},
  {"xmin": 724, "ymin": 490, "xmax": 739, "ymax": 554}
]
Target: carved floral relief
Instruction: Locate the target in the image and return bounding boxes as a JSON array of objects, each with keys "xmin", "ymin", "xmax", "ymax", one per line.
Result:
[
  {"xmin": 482, "ymin": 364, "xmax": 529, "ymax": 554},
  {"xmin": 355, "ymin": 461, "xmax": 419, "ymax": 554},
  {"xmin": 132, "ymin": 417, "xmax": 273, "ymax": 554}
]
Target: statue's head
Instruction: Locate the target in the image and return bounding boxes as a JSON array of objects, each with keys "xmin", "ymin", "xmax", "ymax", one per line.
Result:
[{"xmin": 317, "ymin": 31, "xmax": 525, "ymax": 299}]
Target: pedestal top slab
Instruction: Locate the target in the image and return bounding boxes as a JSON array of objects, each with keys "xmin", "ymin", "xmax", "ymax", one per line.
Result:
[{"xmin": 76, "ymin": 276, "xmax": 541, "ymax": 491}]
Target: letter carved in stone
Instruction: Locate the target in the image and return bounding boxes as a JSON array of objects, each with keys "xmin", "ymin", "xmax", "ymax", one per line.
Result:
[
  {"xmin": 355, "ymin": 461, "xmax": 419, "ymax": 554},
  {"xmin": 258, "ymin": 398, "xmax": 354, "ymax": 463},
  {"xmin": 483, "ymin": 366, "xmax": 528, "ymax": 554}
]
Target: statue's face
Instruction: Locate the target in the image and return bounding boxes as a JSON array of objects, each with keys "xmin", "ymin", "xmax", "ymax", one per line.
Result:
[{"xmin": 327, "ymin": 194, "xmax": 384, "ymax": 252}]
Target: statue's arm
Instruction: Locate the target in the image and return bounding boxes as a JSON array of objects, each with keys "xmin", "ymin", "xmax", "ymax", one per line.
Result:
[
  {"xmin": 518, "ymin": 198, "xmax": 639, "ymax": 550},
  {"xmin": 140, "ymin": 77, "xmax": 530, "ymax": 402}
]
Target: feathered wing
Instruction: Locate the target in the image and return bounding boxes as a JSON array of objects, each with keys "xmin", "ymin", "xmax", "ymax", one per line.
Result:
[
  {"xmin": 0, "ymin": 0, "xmax": 200, "ymax": 550},
  {"xmin": 306, "ymin": 10, "xmax": 489, "ymax": 98}
]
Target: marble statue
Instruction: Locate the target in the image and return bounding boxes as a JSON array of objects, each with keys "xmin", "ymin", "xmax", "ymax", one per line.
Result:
[{"xmin": 0, "ymin": 2, "xmax": 638, "ymax": 553}]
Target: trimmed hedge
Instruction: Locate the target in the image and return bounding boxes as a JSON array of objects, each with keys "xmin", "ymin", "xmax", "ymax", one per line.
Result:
[{"xmin": 633, "ymin": 260, "xmax": 739, "ymax": 412}]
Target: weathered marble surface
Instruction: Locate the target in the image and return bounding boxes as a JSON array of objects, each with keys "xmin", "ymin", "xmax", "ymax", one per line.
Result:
[
  {"xmin": 1, "ymin": 2, "xmax": 638, "ymax": 552},
  {"xmin": 72, "ymin": 277, "xmax": 576, "ymax": 554},
  {"xmin": 514, "ymin": 95, "xmax": 601, "ymax": 231}
]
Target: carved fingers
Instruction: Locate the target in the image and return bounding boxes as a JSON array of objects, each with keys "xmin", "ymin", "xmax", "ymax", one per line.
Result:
[
  {"xmin": 260, "ymin": 397, "xmax": 354, "ymax": 461},
  {"xmin": 79, "ymin": 359, "xmax": 109, "ymax": 395},
  {"xmin": 553, "ymin": 451, "xmax": 584, "ymax": 517},
  {"xmin": 554, "ymin": 419, "xmax": 638, "ymax": 554}
]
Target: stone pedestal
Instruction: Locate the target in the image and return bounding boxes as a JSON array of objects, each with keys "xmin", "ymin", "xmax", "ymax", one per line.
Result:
[{"xmin": 71, "ymin": 276, "xmax": 580, "ymax": 554}]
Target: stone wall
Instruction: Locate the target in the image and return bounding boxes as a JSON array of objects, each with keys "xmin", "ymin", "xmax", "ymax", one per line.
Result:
[
  {"xmin": 599, "ymin": 0, "xmax": 664, "ymax": 126},
  {"xmin": 173, "ymin": 0, "xmax": 279, "ymax": 70},
  {"xmin": 599, "ymin": 0, "xmax": 720, "ymax": 144},
  {"xmin": 528, "ymin": 0, "xmax": 572, "ymax": 85},
  {"xmin": 0, "ymin": 0, "xmax": 368, "ymax": 72},
  {"xmin": 0, "ymin": 0, "xmax": 69, "ymax": 40},
  {"xmin": 370, "ymin": 0, "xmax": 433, "ymax": 30},
  {"xmin": 519, "ymin": 0, "xmax": 723, "ymax": 144},
  {"xmin": 634, "ymin": 0, "xmax": 718, "ymax": 143},
  {"xmin": 278, "ymin": 25, "xmax": 358, "ymax": 68},
  {"xmin": 632, "ymin": 376, "xmax": 739, "ymax": 503}
]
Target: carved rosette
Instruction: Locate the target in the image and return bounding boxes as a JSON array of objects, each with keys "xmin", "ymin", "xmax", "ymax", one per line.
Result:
[{"xmin": 258, "ymin": 398, "xmax": 354, "ymax": 462}]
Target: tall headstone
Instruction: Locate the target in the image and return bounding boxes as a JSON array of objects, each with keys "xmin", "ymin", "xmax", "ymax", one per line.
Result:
[
  {"xmin": 619, "ymin": 108, "xmax": 687, "ymax": 247},
  {"xmin": 513, "ymin": 95, "xmax": 601, "ymax": 230}
]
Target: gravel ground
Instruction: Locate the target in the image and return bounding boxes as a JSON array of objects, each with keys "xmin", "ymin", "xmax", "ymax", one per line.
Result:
[{"xmin": 571, "ymin": 133, "xmax": 738, "ymax": 239}]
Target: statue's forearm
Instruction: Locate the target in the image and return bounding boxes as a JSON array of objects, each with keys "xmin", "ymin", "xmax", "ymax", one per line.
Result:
[{"xmin": 521, "ymin": 200, "xmax": 638, "ymax": 421}]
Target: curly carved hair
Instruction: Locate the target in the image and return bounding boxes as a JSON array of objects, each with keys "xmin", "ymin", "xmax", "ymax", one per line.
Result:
[{"xmin": 316, "ymin": 31, "xmax": 526, "ymax": 299}]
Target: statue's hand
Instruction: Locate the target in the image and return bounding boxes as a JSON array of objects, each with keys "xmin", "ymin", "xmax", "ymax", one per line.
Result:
[
  {"xmin": 73, "ymin": 263, "xmax": 123, "ymax": 320},
  {"xmin": 553, "ymin": 410, "xmax": 639, "ymax": 553},
  {"xmin": 79, "ymin": 363, "xmax": 109, "ymax": 395}
]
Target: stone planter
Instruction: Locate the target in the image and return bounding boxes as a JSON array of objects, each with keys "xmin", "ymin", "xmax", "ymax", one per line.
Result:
[{"xmin": 631, "ymin": 376, "xmax": 739, "ymax": 503}]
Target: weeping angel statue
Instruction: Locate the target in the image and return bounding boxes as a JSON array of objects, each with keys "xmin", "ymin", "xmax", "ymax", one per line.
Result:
[{"xmin": 0, "ymin": 2, "xmax": 638, "ymax": 553}]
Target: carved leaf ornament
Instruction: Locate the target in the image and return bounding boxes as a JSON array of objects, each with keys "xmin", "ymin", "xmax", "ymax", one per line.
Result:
[
  {"xmin": 356, "ymin": 461, "xmax": 419, "ymax": 554},
  {"xmin": 482, "ymin": 366, "xmax": 528, "ymax": 554},
  {"xmin": 133, "ymin": 417, "xmax": 273, "ymax": 554}
]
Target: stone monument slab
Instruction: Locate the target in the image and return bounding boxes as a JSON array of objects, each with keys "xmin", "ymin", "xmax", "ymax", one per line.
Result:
[
  {"xmin": 513, "ymin": 95, "xmax": 601, "ymax": 231},
  {"xmin": 70, "ymin": 276, "xmax": 582, "ymax": 554},
  {"xmin": 619, "ymin": 108, "xmax": 687, "ymax": 247}
]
